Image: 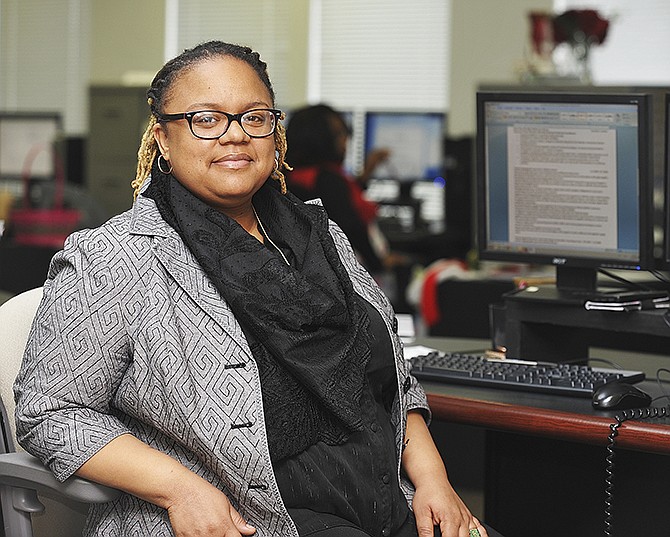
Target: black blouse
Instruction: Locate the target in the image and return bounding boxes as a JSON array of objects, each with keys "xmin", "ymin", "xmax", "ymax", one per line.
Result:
[{"xmin": 273, "ymin": 299, "xmax": 410, "ymax": 537}]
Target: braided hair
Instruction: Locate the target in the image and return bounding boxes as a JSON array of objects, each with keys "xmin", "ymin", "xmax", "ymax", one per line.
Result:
[{"xmin": 132, "ymin": 41, "xmax": 289, "ymax": 198}]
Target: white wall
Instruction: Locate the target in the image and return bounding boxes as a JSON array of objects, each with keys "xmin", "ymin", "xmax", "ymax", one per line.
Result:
[
  {"xmin": 90, "ymin": 0, "xmax": 165, "ymax": 85},
  {"xmin": 448, "ymin": 0, "xmax": 554, "ymax": 137}
]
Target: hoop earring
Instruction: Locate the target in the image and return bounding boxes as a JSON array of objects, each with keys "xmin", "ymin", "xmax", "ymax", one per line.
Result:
[{"xmin": 158, "ymin": 154, "xmax": 173, "ymax": 174}]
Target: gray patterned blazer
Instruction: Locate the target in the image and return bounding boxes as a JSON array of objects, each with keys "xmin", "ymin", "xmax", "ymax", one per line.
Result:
[{"xmin": 14, "ymin": 187, "xmax": 430, "ymax": 536}]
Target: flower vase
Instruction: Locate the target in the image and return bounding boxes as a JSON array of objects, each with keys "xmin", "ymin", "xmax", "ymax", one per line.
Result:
[
  {"xmin": 520, "ymin": 11, "xmax": 561, "ymax": 83},
  {"xmin": 569, "ymin": 32, "xmax": 592, "ymax": 84}
]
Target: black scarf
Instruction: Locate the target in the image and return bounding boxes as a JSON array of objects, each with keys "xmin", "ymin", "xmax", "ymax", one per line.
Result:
[{"xmin": 144, "ymin": 163, "xmax": 371, "ymax": 461}]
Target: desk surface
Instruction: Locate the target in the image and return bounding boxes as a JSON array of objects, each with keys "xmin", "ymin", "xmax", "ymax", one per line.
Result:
[{"xmin": 415, "ymin": 337, "xmax": 670, "ymax": 455}]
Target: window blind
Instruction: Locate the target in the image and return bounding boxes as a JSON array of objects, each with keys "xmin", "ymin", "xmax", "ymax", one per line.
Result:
[
  {"xmin": 311, "ymin": 0, "xmax": 450, "ymax": 112},
  {"xmin": 0, "ymin": 0, "xmax": 90, "ymax": 134},
  {"xmin": 174, "ymin": 0, "xmax": 292, "ymax": 107}
]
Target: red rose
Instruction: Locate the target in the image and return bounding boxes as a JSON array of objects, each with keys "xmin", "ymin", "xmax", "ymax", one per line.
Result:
[{"xmin": 553, "ymin": 9, "xmax": 609, "ymax": 45}]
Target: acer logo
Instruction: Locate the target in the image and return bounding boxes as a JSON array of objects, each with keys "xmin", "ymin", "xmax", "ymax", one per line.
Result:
[{"xmin": 552, "ymin": 258, "xmax": 567, "ymax": 265}]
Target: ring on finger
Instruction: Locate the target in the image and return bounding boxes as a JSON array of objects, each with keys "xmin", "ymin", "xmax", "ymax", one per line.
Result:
[{"xmin": 469, "ymin": 529, "xmax": 481, "ymax": 537}]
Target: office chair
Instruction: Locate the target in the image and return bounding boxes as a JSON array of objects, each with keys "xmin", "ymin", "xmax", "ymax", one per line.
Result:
[{"xmin": 0, "ymin": 287, "xmax": 120, "ymax": 537}]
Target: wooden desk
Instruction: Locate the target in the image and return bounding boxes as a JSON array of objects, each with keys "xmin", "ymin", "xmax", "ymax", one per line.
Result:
[
  {"xmin": 415, "ymin": 337, "xmax": 670, "ymax": 536},
  {"xmin": 424, "ymin": 380, "xmax": 670, "ymax": 455}
]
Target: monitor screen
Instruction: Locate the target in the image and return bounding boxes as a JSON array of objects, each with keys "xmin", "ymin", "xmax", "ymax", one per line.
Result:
[
  {"xmin": 476, "ymin": 92, "xmax": 653, "ymax": 293},
  {"xmin": 364, "ymin": 111, "xmax": 445, "ymax": 182},
  {"xmin": 0, "ymin": 113, "xmax": 61, "ymax": 182}
]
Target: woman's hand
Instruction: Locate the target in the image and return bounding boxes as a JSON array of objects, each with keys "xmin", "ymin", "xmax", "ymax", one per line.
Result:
[
  {"xmin": 76, "ymin": 434, "xmax": 256, "ymax": 536},
  {"xmin": 358, "ymin": 148, "xmax": 391, "ymax": 184},
  {"xmin": 167, "ymin": 476, "xmax": 256, "ymax": 536},
  {"xmin": 411, "ymin": 475, "xmax": 486, "ymax": 537},
  {"xmin": 402, "ymin": 412, "xmax": 488, "ymax": 537}
]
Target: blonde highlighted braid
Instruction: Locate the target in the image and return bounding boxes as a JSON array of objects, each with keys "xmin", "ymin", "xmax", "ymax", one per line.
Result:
[
  {"xmin": 130, "ymin": 41, "xmax": 291, "ymax": 199},
  {"xmin": 132, "ymin": 112, "xmax": 159, "ymax": 199},
  {"xmin": 271, "ymin": 117, "xmax": 291, "ymax": 194}
]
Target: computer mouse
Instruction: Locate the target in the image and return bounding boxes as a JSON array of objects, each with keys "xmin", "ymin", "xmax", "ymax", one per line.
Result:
[{"xmin": 592, "ymin": 382, "xmax": 652, "ymax": 410}]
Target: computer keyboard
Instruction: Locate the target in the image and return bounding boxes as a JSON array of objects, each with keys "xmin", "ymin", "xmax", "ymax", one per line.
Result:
[{"xmin": 409, "ymin": 351, "xmax": 646, "ymax": 398}]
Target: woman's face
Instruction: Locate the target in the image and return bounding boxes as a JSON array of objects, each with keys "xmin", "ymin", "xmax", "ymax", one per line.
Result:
[
  {"xmin": 153, "ymin": 56, "xmax": 276, "ymax": 214},
  {"xmin": 328, "ymin": 114, "xmax": 349, "ymax": 163}
]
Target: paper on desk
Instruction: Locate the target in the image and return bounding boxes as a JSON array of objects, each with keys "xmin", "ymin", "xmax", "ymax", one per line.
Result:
[
  {"xmin": 396, "ymin": 313, "xmax": 416, "ymax": 346},
  {"xmin": 396, "ymin": 314, "xmax": 415, "ymax": 338}
]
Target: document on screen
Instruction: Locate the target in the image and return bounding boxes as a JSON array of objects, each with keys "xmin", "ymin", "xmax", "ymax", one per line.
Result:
[{"xmin": 506, "ymin": 124, "xmax": 618, "ymax": 251}]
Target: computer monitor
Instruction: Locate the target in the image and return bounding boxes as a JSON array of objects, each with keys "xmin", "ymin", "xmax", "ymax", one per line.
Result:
[
  {"xmin": 0, "ymin": 113, "xmax": 62, "ymax": 184},
  {"xmin": 476, "ymin": 91, "xmax": 654, "ymax": 295},
  {"xmin": 364, "ymin": 111, "xmax": 447, "ymax": 234},
  {"xmin": 364, "ymin": 111, "xmax": 445, "ymax": 182}
]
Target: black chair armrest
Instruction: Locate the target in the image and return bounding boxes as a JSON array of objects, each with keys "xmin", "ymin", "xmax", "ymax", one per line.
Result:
[{"xmin": 0, "ymin": 452, "xmax": 121, "ymax": 503}]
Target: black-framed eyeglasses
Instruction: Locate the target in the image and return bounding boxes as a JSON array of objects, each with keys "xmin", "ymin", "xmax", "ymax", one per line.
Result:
[{"xmin": 158, "ymin": 108, "xmax": 282, "ymax": 139}]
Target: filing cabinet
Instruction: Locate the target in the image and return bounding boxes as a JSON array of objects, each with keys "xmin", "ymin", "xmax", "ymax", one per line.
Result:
[{"xmin": 87, "ymin": 86, "xmax": 149, "ymax": 218}]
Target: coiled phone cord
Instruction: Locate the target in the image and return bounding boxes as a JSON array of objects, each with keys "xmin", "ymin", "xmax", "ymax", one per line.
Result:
[{"xmin": 604, "ymin": 403, "xmax": 669, "ymax": 536}]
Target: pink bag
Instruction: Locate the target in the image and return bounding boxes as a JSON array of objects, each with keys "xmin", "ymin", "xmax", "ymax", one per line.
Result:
[{"xmin": 10, "ymin": 144, "xmax": 81, "ymax": 248}]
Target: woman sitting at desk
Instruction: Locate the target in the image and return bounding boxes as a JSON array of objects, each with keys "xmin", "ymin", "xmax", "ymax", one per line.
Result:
[
  {"xmin": 14, "ymin": 41, "xmax": 494, "ymax": 537},
  {"xmin": 285, "ymin": 104, "xmax": 393, "ymax": 275}
]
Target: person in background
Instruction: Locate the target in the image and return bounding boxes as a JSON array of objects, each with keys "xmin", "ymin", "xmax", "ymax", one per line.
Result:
[
  {"xmin": 14, "ymin": 41, "xmax": 499, "ymax": 537},
  {"xmin": 285, "ymin": 104, "xmax": 395, "ymax": 275}
]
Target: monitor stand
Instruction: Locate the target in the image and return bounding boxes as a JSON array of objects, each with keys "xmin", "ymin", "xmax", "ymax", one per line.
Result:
[
  {"xmin": 555, "ymin": 265, "xmax": 597, "ymax": 294},
  {"xmin": 513, "ymin": 265, "xmax": 667, "ymax": 306},
  {"xmin": 502, "ymin": 265, "xmax": 670, "ymax": 362}
]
